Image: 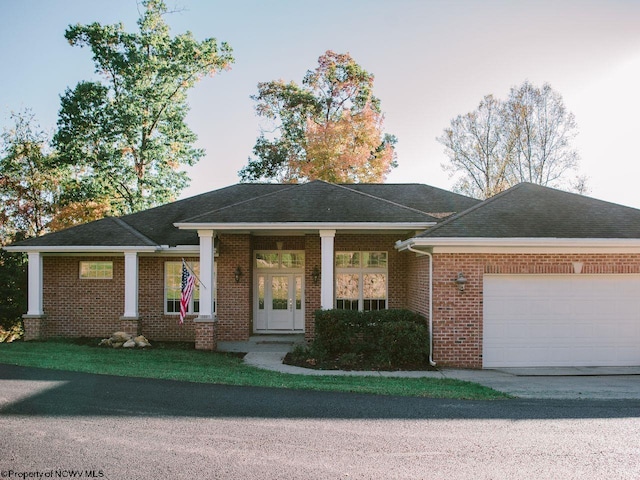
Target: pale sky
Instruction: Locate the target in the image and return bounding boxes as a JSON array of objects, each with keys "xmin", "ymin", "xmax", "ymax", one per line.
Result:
[{"xmin": 1, "ymin": 0, "xmax": 639, "ymax": 207}]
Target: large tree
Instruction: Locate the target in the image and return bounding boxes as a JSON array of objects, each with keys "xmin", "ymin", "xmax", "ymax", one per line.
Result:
[
  {"xmin": 0, "ymin": 111, "xmax": 63, "ymax": 243},
  {"xmin": 439, "ymin": 81, "xmax": 583, "ymax": 199},
  {"xmin": 439, "ymin": 95, "xmax": 513, "ymax": 199},
  {"xmin": 54, "ymin": 0, "xmax": 234, "ymax": 214},
  {"xmin": 239, "ymin": 51, "xmax": 397, "ymax": 183},
  {"xmin": 504, "ymin": 81, "xmax": 580, "ymax": 187},
  {"xmin": 0, "ymin": 111, "xmax": 55, "ymax": 340}
]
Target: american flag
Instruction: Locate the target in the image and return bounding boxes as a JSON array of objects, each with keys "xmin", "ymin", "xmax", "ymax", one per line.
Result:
[{"xmin": 179, "ymin": 261, "xmax": 196, "ymax": 325}]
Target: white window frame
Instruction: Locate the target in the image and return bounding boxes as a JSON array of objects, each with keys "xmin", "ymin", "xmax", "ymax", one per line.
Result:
[
  {"xmin": 254, "ymin": 250, "xmax": 305, "ymax": 270},
  {"xmin": 79, "ymin": 261, "xmax": 113, "ymax": 280},
  {"xmin": 164, "ymin": 261, "xmax": 217, "ymax": 316},
  {"xmin": 335, "ymin": 251, "xmax": 388, "ymax": 311}
]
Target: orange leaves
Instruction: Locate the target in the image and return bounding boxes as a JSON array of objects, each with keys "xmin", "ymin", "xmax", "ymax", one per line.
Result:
[
  {"xmin": 48, "ymin": 200, "xmax": 112, "ymax": 232},
  {"xmin": 242, "ymin": 51, "xmax": 396, "ymax": 183},
  {"xmin": 302, "ymin": 103, "xmax": 395, "ymax": 183}
]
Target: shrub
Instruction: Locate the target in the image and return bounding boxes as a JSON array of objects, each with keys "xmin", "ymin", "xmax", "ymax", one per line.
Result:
[{"xmin": 290, "ymin": 309, "xmax": 429, "ymax": 370}]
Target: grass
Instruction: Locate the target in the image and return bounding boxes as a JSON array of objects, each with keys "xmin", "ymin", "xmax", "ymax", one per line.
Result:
[{"xmin": 0, "ymin": 339, "xmax": 511, "ymax": 400}]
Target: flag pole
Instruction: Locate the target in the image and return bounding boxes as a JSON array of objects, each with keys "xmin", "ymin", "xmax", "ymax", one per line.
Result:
[{"xmin": 182, "ymin": 258, "xmax": 207, "ymax": 290}]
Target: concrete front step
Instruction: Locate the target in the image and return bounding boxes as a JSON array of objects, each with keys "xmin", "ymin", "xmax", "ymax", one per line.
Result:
[{"xmin": 218, "ymin": 334, "xmax": 305, "ymax": 353}]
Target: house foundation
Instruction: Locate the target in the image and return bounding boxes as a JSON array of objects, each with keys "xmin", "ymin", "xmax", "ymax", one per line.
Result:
[
  {"xmin": 194, "ymin": 318, "xmax": 218, "ymax": 351},
  {"xmin": 22, "ymin": 315, "xmax": 46, "ymax": 341}
]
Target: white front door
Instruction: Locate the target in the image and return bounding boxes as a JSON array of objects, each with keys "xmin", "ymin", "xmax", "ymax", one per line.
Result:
[{"xmin": 255, "ymin": 273, "xmax": 304, "ymax": 332}]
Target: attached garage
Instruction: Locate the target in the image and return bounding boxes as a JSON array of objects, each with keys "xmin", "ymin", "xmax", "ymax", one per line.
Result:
[{"xmin": 483, "ymin": 274, "xmax": 640, "ymax": 368}]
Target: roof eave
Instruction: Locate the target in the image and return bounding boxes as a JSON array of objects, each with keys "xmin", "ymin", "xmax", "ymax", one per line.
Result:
[
  {"xmin": 3, "ymin": 245, "xmax": 160, "ymax": 253},
  {"xmin": 174, "ymin": 222, "xmax": 437, "ymax": 231},
  {"xmin": 397, "ymin": 237, "xmax": 640, "ymax": 253}
]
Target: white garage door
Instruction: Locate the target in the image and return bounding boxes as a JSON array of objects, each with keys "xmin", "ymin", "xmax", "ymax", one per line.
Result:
[{"xmin": 483, "ymin": 275, "xmax": 640, "ymax": 368}]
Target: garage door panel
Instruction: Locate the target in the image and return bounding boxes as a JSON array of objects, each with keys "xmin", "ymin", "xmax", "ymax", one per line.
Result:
[{"xmin": 483, "ymin": 275, "xmax": 640, "ymax": 368}]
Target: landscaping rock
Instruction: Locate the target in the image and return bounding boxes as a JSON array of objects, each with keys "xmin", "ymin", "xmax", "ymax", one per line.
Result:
[
  {"xmin": 99, "ymin": 332, "xmax": 152, "ymax": 348},
  {"xmin": 134, "ymin": 335, "xmax": 151, "ymax": 348},
  {"xmin": 110, "ymin": 331, "xmax": 132, "ymax": 343}
]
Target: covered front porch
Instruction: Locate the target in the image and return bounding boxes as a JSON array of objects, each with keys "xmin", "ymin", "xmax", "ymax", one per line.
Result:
[{"xmin": 188, "ymin": 229, "xmax": 411, "ymax": 350}]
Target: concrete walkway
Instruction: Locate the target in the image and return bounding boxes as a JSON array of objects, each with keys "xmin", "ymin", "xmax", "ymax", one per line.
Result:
[
  {"xmin": 243, "ymin": 351, "xmax": 640, "ymax": 399},
  {"xmin": 220, "ymin": 338, "xmax": 640, "ymax": 400}
]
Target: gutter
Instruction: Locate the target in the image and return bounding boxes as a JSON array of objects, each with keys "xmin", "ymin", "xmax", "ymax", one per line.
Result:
[
  {"xmin": 396, "ymin": 240, "xmax": 436, "ymax": 367},
  {"xmin": 174, "ymin": 222, "xmax": 437, "ymax": 231}
]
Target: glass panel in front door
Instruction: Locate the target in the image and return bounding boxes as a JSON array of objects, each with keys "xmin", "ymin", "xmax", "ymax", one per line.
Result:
[
  {"xmin": 271, "ymin": 276, "xmax": 289, "ymax": 310},
  {"xmin": 295, "ymin": 276, "xmax": 302, "ymax": 310}
]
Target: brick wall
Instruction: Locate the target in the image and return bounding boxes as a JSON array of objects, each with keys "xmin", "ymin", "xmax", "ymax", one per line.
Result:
[
  {"xmin": 43, "ymin": 256, "xmax": 125, "ymax": 338},
  {"xmin": 217, "ymin": 234, "xmax": 252, "ymax": 341},
  {"xmin": 406, "ymin": 252, "xmax": 430, "ymax": 318},
  {"xmin": 194, "ymin": 320, "xmax": 217, "ymax": 350},
  {"xmin": 37, "ymin": 233, "xmax": 413, "ymax": 343},
  {"xmin": 430, "ymin": 252, "xmax": 640, "ymax": 368},
  {"xmin": 138, "ymin": 256, "xmax": 197, "ymax": 342},
  {"xmin": 304, "ymin": 235, "xmax": 321, "ymax": 340}
]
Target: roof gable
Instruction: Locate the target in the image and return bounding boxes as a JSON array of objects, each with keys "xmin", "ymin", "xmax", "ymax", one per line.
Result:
[{"xmin": 418, "ymin": 183, "xmax": 640, "ymax": 239}]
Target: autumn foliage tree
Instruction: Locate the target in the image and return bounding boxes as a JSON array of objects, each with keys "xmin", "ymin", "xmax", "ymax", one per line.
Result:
[
  {"xmin": 0, "ymin": 111, "xmax": 64, "ymax": 244},
  {"xmin": 439, "ymin": 81, "xmax": 584, "ymax": 199},
  {"xmin": 239, "ymin": 51, "xmax": 397, "ymax": 183},
  {"xmin": 0, "ymin": 111, "xmax": 59, "ymax": 338},
  {"xmin": 54, "ymin": 0, "xmax": 234, "ymax": 214}
]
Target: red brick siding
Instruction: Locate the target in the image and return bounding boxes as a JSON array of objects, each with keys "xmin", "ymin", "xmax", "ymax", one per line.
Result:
[
  {"xmin": 37, "ymin": 234, "xmax": 412, "ymax": 343},
  {"xmin": 138, "ymin": 256, "xmax": 197, "ymax": 342},
  {"xmin": 23, "ymin": 317, "xmax": 45, "ymax": 341},
  {"xmin": 304, "ymin": 235, "xmax": 321, "ymax": 340},
  {"xmin": 195, "ymin": 320, "xmax": 217, "ymax": 350},
  {"xmin": 217, "ymin": 234, "xmax": 252, "ymax": 341},
  {"xmin": 431, "ymin": 253, "xmax": 640, "ymax": 368},
  {"xmin": 42, "ymin": 256, "xmax": 124, "ymax": 338},
  {"xmin": 406, "ymin": 253, "xmax": 430, "ymax": 318}
]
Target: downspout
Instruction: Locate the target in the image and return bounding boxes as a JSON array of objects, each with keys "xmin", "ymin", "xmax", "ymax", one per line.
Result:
[{"xmin": 405, "ymin": 245, "xmax": 436, "ymax": 367}]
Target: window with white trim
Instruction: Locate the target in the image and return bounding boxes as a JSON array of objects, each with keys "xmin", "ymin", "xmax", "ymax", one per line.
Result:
[
  {"xmin": 164, "ymin": 262, "xmax": 216, "ymax": 315},
  {"xmin": 79, "ymin": 261, "xmax": 113, "ymax": 279},
  {"xmin": 335, "ymin": 252, "xmax": 388, "ymax": 311}
]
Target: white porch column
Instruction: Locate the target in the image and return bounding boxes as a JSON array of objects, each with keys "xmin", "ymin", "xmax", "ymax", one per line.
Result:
[
  {"xmin": 319, "ymin": 229, "xmax": 336, "ymax": 310},
  {"xmin": 197, "ymin": 230, "xmax": 216, "ymax": 319},
  {"xmin": 26, "ymin": 251, "xmax": 44, "ymax": 316},
  {"xmin": 122, "ymin": 251, "xmax": 139, "ymax": 318}
]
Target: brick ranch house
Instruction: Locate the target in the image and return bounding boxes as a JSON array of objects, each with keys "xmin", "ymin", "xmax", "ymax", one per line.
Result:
[{"xmin": 6, "ymin": 180, "xmax": 640, "ymax": 368}]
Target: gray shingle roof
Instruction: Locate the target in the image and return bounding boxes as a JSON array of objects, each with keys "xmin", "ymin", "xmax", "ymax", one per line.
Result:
[
  {"xmin": 8, "ymin": 217, "xmax": 158, "ymax": 248},
  {"xmin": 417, "ymin": 183, "xmax": 640, "ymax": 239},
  {"xmin": 11, "ymin": 184, "xmax": 288, "ymax": 248},
  {"xmin": 10, "ymin": 181, "xmax": 475, "ymax": 249},
  {"xmin": 344, "ymin": 183, "xmax": 479, "ymax": 217},
  {"xmin": 179, "ymin": 181, "xmax": 443, "ymax": 224}
]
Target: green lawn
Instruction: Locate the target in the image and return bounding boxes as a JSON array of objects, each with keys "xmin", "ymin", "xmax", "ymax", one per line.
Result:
[{"xmin": 0, "ymin": 339, "xmax": 510, "ymax": 400}]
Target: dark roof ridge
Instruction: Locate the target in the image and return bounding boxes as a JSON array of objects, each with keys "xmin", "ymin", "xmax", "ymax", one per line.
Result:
[
  {"xmin": 110, "ymin": 217, "xmax": 158, "ymax": 246},
  {"xmin": 178, "ymin": 183, "xmax": 300, "ymax": 223},
  {"xmin": 417, "ymin": 183, "xmax": 526, "ymax": 237},
  {"xmin": 328, "ymin": 181, "xmax": 439, "ymax": 219}
]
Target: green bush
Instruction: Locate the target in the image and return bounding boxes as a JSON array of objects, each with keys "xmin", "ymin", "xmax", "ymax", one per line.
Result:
[{"xmin": 292, "ymin": 309, "xmax": 429, "ymax": 370}]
